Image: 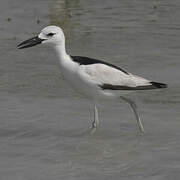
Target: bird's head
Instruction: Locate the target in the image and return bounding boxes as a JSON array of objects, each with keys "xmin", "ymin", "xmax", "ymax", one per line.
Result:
[{"xmin": 18, "ymin": 25, "xmax": 65, "ymax": 49}]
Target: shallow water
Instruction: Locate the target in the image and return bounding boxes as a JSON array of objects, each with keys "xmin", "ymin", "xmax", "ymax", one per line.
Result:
[{"xmin": 0, "ymin": 0, "xmax": 180, "ymax": 179}]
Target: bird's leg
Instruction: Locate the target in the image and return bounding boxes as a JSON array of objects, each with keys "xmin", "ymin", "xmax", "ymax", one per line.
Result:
[
  {"xmin": 121, "ymin": 96, "xmax": 145, "ymax": 134},
  {"xmin": 93, "ymin": 104, "xmax": 99, "ymax": 128},
  {"xmin": 90, "ymin": 104, "xmax": 99, "ymax": 134}
]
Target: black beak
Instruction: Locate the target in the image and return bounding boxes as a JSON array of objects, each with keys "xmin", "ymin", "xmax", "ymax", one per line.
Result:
[{"xmin": 17, "ymin": 36, "xmax": 45, "ymax": 49}]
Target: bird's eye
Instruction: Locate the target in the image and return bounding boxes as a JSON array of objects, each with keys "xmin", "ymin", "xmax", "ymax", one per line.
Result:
[{"xmin": 47, "ymin": 33, "xmax": 55, "ymax": 37}]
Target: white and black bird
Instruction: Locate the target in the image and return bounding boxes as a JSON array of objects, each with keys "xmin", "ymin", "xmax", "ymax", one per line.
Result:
[{"xmin": 18, "ymin": 25, "xmax": 167, "ymax": 134}]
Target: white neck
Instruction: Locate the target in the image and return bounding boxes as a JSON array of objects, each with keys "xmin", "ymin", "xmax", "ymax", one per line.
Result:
[{"xmin": 54, "ymin": 43, "xmax": 68, "ymax": 60}]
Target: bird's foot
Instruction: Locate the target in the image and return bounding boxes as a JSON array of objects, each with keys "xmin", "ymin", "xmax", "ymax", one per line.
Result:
[{"xmin": 90, "ymin": 126, "xmax": 97, "ymax": 135}]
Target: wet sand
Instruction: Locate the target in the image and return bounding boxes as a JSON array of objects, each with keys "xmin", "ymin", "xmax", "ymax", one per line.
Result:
[{"xmin": 0, "ymin": 0, "xmax": 180, "ymax": 179}]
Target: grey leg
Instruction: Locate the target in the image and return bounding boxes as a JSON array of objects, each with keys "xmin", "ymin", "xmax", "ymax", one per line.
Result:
[
  {"xmin": 90, "ymin": 104, "xmax": 99, "ymax": 134},
  {"xmin": 121, "ymin": 97, "xmax": 145, "ymax": 134},
  {"xmin": 93, "ymin": 104, "xmax": 99, "ymax": 128}
]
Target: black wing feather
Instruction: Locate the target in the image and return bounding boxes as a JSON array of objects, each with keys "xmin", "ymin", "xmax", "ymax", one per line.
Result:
[
  {"xmin": 100, "ymin": 82, "xmax": 167, "ymax": 90},
  {"xmin": 70, "ymin": 56, "xmax": 129, "ymax": 75}
]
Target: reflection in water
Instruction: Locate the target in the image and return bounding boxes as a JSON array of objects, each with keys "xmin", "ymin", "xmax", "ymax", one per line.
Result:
[
  {"xmin": 49, "ymin": 0, "xmax": 93, "ymax": 50},
  {"xmin": 49, "ymin": 0, "xmax": 80, "ymax": 41}
]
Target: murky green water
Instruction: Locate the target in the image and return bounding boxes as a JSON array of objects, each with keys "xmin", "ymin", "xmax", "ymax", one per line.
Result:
[{"xmin": 0, "ymin": 0, "xmax": 180, "ymax": 179}]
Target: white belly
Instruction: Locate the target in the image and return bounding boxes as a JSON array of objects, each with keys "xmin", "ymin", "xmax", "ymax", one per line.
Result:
[
  {"xmin": 60, "ymin": 65, "xmax": 99, "ymax": 99},
  {"xmin": 59, "ymin": 58, "xmax": 107, "ymax": 99},
  {"xmin": 58, "ymin": 55, "xmax": 131, "ymax": 100}
]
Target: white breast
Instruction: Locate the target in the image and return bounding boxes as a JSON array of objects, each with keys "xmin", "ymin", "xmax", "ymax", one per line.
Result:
[{"xmin": 58, "ymin": 55, "xmax": 104, "ymax": 99}]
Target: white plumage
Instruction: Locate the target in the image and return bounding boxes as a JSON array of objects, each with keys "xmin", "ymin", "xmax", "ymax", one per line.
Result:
[
  {"xmin": 18, "ymin": 25, "xmax": 167, "ymax": 134},
  {"xmin": 83, "ymin": 64, "xmax": 151, "ymax": 87}
]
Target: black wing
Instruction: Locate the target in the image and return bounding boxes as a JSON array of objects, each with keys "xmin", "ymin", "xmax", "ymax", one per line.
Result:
[
  {"xmin": 100, "ymin": 82, "xmax": 167, "ymax": 90},
  {"xmin": 70, "ymin": 56, "xmax": 129, "ymax": 75}
]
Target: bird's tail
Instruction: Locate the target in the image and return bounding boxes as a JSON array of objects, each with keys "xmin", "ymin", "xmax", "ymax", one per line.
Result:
[{"xmin": 150, "ymin": 81, "xmax": 168, "ymax": 89}]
